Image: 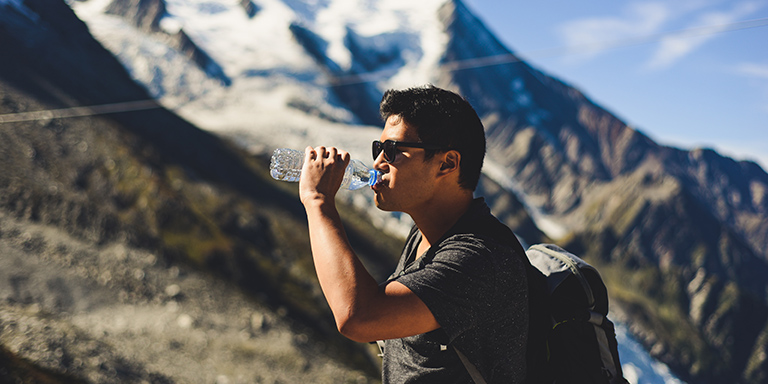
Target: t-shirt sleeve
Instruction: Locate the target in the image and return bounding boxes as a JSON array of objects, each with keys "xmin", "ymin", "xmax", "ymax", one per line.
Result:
[{"xmin": 394, "ymin": 235, "xmax": 509, "ymax": 341}]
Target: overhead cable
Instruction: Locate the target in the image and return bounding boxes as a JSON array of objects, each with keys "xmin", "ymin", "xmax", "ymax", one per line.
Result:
[{"xmin": 0, "ymin": 99, "xmax": 161, "ymax": 124}]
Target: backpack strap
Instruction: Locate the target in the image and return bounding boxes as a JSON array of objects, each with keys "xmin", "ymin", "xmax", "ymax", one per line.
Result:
[{"xmin": 453, "ymin": 346, "xmax": 488, "ymax": 384}]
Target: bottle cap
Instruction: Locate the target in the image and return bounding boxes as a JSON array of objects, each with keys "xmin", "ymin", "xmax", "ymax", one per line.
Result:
[{"xmin": 368, "ymin": 169, "xmax": 380, "ymax": 187}]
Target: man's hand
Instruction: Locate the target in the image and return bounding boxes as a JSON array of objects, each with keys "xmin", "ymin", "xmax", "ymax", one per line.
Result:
[{"xmin": 299, "ymin": 146, "xmax": 350, "ymax": 205}]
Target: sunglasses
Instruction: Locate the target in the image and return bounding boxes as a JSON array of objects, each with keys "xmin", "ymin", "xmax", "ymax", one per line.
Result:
[{"xmin": 372, "ymin": 140, "xmax": 451, "ymax": 163}]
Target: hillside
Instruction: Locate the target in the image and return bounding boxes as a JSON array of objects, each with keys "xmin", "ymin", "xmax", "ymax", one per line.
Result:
[{"xmin": 0, "ymin": 1, "xmax": 406, "ymax": 382}]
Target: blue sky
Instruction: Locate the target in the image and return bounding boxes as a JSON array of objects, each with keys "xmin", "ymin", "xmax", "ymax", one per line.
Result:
[{"xmin": 465, "ymin": 0, "xmax": 768, "ymax": 170}]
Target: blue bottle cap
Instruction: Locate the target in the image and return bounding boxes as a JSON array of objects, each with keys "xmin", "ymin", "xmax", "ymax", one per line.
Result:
[{"xmin": 368, "ymin": 169, "xmax": 380, "ymax": 186}]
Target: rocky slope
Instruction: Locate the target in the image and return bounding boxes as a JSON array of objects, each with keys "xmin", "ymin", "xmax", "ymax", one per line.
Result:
[{"xmin": 0, "ymin": 1, "xmax": 408, "ymax": 382}]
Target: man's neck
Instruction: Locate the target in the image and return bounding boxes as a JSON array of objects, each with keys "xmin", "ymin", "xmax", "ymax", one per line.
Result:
[{"xmin": 411, "ymin": 193, "xmax": 474, "ymax": 254}]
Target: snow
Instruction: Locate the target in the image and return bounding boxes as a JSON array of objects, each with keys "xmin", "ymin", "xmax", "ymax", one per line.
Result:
[
  {"xmin": 616, "ymin": 323, "xmax": 687, "ymax": 384},
  {"xmin": 482, "ymin": 159, "xmax": 569, "ymax": 240},
  {"xmin": 159, "ymin": 15, "xmax": 183, "ymax": 34},
  {"xmin": 163, "ymin": 0, "xmax": 315, "ymax": 75},
  {"xmin": 69, "ymin": 0, "xmax": 452, "ymax": 154}
]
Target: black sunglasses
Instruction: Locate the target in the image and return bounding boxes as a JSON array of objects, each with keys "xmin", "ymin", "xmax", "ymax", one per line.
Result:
[{"xmin": 372, "ymin": 140, "xmax": 450, "ymax": 163}]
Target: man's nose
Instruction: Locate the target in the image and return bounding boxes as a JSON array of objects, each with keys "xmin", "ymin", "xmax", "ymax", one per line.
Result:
[{"xmin": 372, "ymin": 151, "xmax": 387, "ymax": 171}]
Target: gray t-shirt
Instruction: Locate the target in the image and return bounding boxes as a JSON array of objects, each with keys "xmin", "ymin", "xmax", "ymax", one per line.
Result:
[{"xmin": 381, "ymin": 198, "xmax": 529, "ymax": 383}]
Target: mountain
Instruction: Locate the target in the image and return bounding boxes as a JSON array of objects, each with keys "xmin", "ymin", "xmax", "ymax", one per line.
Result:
[
  {"xmin": 3, "ymin": 0, "xmax": 768, "ymax": 382},
  {"xmin": 0, "ymin": 0, "xmax": 407, "ymax": 382}
]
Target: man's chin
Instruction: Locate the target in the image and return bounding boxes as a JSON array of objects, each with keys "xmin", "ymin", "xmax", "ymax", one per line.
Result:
[{"xmin": 373, "ymin": 195, "xmax": 393, "ymax": 212}]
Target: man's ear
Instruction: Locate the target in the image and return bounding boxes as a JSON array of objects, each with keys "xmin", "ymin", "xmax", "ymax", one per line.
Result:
[{"xmin": 439, "ymin": 150, "xmax": 461, "ymax": 174}]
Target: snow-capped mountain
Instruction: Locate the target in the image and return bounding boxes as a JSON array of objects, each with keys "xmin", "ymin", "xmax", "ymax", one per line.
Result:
[
  {"xmin": 4, "ymin": 0, "xmax": 766, "ymax": 382},
  {"xmin": 69, "ymin": 0, "xmax": 453, "ymax": 151}
]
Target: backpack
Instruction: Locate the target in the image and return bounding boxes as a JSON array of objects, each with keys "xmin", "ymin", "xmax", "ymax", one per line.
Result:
[{"xmin": 455, "ymin": 243, "xmax": 629, "ymax": 384}]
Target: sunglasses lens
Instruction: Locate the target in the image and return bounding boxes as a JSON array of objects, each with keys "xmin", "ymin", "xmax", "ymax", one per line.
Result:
[
  {"xmin": 387, "ymin": 142, "xmax": 399, "ymax": 162},
  {"xmin": 372, "ymin": 141, "xmax": 382, "ymax": 161},
  {"xmin": 373, "ymin": 141, "xmax": 395, "ymax": 162}
]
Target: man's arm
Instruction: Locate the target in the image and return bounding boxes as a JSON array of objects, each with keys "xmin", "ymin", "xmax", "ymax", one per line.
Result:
[{"xmin": 299, "ymin": 146, "xmax": 440, "ymax": 342}]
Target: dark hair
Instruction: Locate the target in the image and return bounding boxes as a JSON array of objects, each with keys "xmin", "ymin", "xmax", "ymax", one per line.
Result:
[{"xmin": 379, "ymin": 85, "xmax": 486, "ymax": 191}]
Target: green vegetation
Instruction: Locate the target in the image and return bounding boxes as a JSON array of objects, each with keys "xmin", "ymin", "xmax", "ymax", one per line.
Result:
[{"xmin": 588, "ymin": 258, "xmax": 714, "ymax": 377}]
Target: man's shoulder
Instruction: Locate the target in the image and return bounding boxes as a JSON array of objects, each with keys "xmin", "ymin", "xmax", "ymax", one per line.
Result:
[{"xmin": 448, "ymin": 201, "xmax": 524, "ymax": 254}]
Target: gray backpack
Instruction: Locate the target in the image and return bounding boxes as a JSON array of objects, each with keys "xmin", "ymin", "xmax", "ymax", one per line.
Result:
[{"xmin": 456, "ymin": 244, "xmax": 629, "ymax": 384}]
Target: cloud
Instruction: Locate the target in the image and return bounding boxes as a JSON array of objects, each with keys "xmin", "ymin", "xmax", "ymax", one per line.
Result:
[
  {"xmin": 556, "ymin": 0, "xmax": 765, "ymax": 68},
  {"xmin": 646, "ymin": 1, "xmax": 763, "ymax": 69},
  {"xmin": 556, "ymin": 2, "xmax": 669, "ymax": 59},
  {"xmin": 735, "ymin": 62, "xmax": 768, "ymax": 114},
  {"xmin": 735, "ymin": 62, "xmax": 768, "ymax": 80}
]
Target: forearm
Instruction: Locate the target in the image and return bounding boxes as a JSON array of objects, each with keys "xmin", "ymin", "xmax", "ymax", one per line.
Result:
[{"xmin": 304, "ymin": 199, "xmax": 380, "ymax": 332}]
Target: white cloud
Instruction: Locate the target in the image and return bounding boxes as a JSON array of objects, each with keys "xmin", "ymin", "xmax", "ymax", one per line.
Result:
[
  {"xmin": 555, "ymin": 0, "xmax": 765, "ymax": 68},
  {"xmin": 557, "ymin": 2, "xmax": 669, "ymax": 59},
  {"xmin": 736, "ymin": 62, "xmax": 768, "ymax": 79},
  {"xmin": 646, "ymin": 1, "xmax": 763, "ymax": 69},
  {"xmin": 734, "ymin": 62, "xmax": 768, "ymax": 115}
]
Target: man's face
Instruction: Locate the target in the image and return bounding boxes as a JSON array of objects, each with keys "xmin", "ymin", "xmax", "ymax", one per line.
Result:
[{"xmin": 372, "ymin": 115, "xmax": 441, "ymax": 214}]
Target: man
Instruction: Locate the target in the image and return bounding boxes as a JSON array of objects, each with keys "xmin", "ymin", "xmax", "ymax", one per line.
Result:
[{"xmin": 299, "ymin": 85, "xmax": 530, "ymax": 383}]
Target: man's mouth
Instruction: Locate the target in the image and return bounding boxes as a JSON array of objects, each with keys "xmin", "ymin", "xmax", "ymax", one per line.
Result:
[{"xmin": 371, "ymin": 177, "xmax": 386, "ymax": 191}]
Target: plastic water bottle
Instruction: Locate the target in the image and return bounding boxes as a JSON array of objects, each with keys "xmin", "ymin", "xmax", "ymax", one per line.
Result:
[{"xmin": 269, "ymin": 148, "xmax": 380, "ymax": 190}]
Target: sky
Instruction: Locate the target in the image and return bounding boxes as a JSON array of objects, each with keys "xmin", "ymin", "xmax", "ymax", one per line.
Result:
[{"xmin": 465, "ymin": 0, "xmax": 768, "ymax": 170}]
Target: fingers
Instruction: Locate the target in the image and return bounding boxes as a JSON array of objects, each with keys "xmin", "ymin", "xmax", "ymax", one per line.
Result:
[{"xmin": 305, "ymin": 146, "xmax": 349, "ymax": 162}]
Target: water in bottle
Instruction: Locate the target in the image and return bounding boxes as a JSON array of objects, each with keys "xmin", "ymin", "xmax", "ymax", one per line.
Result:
[{"xmin": 269, "ymin": 148, "xmax": 380, "ymax": 190}]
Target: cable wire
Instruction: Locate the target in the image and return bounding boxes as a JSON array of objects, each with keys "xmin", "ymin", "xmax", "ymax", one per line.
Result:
[{"xmin": 0, "ymin": 99, "xmax": 161, "ymax": 124}]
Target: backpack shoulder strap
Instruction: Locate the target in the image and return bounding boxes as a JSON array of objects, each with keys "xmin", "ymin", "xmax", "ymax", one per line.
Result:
[{"xmin": 454, "ymin": 346, "xmax": 488, "ymax": 384}]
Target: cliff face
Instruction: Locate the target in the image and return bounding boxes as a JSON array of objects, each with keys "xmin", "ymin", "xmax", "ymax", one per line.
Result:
[
  {"xmin": 105, "ymin": 0, "xmax": 231, "ymax": 86},
  {"xmin": 105, "ymin": 0, "xmax": 166, "ymax": 32}
]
